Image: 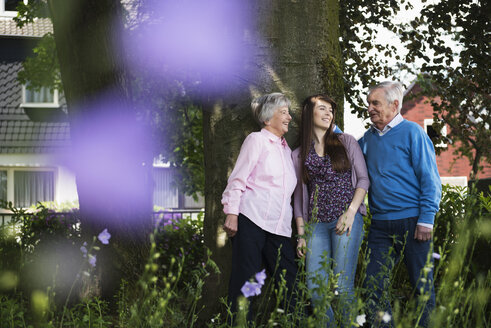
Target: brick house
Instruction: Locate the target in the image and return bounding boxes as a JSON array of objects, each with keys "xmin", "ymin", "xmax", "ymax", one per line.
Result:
[{"xmin": 402, "ymin": 82, "xmax": 491, "ymax": 186}]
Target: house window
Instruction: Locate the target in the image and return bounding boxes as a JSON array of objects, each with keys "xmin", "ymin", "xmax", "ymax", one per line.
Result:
[
  {"xmin": 152, "ymin": 167, "xmax": 179, "ymax": 209},
  {"xmin": 0, "ymin": 0, "xmax": 28, "ymax": 17},
  {"xmin": 424, "ymin": 119, "xmax": 447, "ymax": 148},
  {"xmin": 0, "ymin": 168, "xmax": 55, "ymax": 208},
  {"xmin": 21, "ymin": 84, "xmax": 60, "ymax": 108},
  {"xmin": 0, "ymin": 170, "xmax": 7, "ymax": 202}
]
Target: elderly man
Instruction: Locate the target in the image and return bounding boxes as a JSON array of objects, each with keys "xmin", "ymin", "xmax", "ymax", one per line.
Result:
[{"xmin": 358, "ymin": 81, "xmax": 442, "ymax": 327}]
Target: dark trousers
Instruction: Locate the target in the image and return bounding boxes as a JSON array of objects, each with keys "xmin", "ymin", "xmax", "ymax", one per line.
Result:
[
  {"xmin": 228, "ymin": 214, "xmax": 299, "ymax": 319},
  {"xmin": 364, "ymin": 218, "xmax": 435, "ymax": 328}
]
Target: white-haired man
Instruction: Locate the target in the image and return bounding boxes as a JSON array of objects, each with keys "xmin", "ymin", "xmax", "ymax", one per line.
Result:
[{"xmin": 358, "ymin": 81, "xmax": 442, "ymax": 327}]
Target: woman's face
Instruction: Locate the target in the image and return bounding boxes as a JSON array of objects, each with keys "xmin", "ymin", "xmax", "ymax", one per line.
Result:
[
  {"xmin": 265, "ymin": 106, "xmax": 292, "ymax": 137},
  {"xmin": 312, "ymin": 98, "xmax": 333, "ymax": 131}
]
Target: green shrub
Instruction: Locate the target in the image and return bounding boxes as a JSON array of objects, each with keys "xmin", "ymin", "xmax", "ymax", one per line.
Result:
[{"xmin": 154, "ymin": 211, "xmax": 205, "ymax": 286}]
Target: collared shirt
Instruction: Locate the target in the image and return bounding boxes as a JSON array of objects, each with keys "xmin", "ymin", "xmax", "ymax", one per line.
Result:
[
  {"xmin": 222, "ymin": 128, "xmax": 297, "ymax": 237},
  {"xmin": 372, "ymin": 113, "xmax": 404, "ymax": 136},
  {"xmin": 370, "ymin": 113, "xmax": 434, "ymax": 230}
]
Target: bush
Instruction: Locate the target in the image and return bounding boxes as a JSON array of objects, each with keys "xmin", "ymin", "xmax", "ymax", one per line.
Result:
[{"xmin": 154, "ymin": 211, "xmax": 206, "ymax": 285}]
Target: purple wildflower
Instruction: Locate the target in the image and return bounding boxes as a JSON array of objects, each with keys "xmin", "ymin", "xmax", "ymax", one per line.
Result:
[
  {"xmin": 97, "ymin": 229, "xmax": 111, "ymax": 245},
  {"xmin": 80, "ymin": 242, "xmax": 88, "ymax": 258},
  {"xmin": 88, "ymin": 254, "xmax": 97, "ymax": 267},
  {"xmin": 432, "ymin": 252, "xmax": 441, "ymax": 260},
  {"xmin": 255, "ymin": 269, "xmax": 266, "ymax": 286},
  {"xmin": 163, "ymin": 213, "xmax": 173, "ymax": 223},
  {"xmin": 241, "ymin": 281, "xmax": 261, "ymax": 298}
]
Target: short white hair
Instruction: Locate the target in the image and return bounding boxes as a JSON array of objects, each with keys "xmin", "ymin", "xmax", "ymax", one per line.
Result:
[
  {"xmin": 251, "ymin": 93, "xmax": 291, "ymax": 127},
  {"xmin": 369, "ymin": 81, "xmax": 405, "ymax": 112}
]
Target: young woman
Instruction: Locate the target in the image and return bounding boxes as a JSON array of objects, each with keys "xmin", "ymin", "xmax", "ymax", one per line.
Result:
[{"xmin": 293, "ymin": 94, "xmax": 369, "ymax": 326}]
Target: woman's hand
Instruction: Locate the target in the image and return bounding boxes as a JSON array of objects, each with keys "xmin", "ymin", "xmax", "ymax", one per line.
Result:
[
  {"xmin": 335, "ymin": 206, "xmax": 357, "ymax": 236},
  {"xmin": 223, "ymin": 214, "xmax": 238, "ymax": 237},
  {"xmin": 296, "ymin": 237, "xmax": 307, "ymax": 258}
]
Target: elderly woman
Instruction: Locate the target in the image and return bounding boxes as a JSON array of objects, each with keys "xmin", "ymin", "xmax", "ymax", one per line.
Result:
[{"xmin": 222, "ymin": 93, "xmax": 299, "ymax": 317}]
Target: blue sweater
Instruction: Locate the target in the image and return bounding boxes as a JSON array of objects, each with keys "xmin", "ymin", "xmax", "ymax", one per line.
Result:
[{"xmin": 358, "ymin": 120, "xmax": 442, "ymax": 224}]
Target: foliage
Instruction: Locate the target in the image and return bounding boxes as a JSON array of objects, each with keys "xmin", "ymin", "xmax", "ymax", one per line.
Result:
[
  {"xmin": 13, "ymin": 1, "xmax": 60, "ymax": 92},
  {"xmin": 16, "ymin": 33, "xmax": 62, "ymax": 92},
  {"xmin": 13, "ymin": 0, "xmax": 50, "ymax": 28},
  {"xmin": 0, "ymin": 201, "xmax": 81, "ymax": 284},
  {"xmin": 339, "ymin": 0, "xmax": 411, "ymax": 120},
  {"xmin": 401, "ymin": 0, "xmax": 490, "ymax": 178},
  {"xmin": 154, "ymin": 211, "xmax": 206, "ymax": 286},
  {"xmin": 137, "ymin": 84, "xmax": 205, "ymax": 198}
]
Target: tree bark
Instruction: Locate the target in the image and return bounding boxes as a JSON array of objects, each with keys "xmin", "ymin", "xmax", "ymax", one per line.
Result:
[
  {"xmin": 201, "ymin": 0, "xmax": 343, "ymax": 317},
  {"xmin": 47, "ymin": 0, "xmax": 152, "ymax": 300}
]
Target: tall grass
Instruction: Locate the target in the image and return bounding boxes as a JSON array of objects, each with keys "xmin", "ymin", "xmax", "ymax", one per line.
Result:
[{"xmin": 0, "ymin": 185, "xmax": 489, "ymax": 327}]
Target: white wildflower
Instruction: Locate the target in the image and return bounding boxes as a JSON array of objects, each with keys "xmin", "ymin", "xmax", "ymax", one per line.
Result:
[{"xmin": 356, "ymin": 314, "xmax": 366, "ymax": 326}]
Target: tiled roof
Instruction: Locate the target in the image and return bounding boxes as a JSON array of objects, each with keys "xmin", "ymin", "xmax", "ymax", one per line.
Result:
[
  {"xmin": 0, "ymin": 62, "xmax": 70, "ymax": 154},
  {"xmin": 0, "ymin": 62, "xmax": 23, "ymax": 110},
  {"xmin": 0, "ymin": 17, "xmax": 52, "ymax": 38}
]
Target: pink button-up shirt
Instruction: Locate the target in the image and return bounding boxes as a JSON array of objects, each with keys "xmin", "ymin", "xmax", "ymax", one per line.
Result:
[{"xmin": 222, "ymin": 128, "xmax": 297, "ymax": 237}]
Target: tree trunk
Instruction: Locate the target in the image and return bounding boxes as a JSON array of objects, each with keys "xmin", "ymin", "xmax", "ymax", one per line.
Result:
[
  {"xmin": 47, "ymin": 0, "xmax": 152, "ymax": 300},
  {"xmin": 201, "ymin": 0, "xmax": 343, "ymax": 317}
]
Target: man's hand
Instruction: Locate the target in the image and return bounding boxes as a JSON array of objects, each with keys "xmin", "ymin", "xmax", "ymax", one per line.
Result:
[
  {"xmin": 223, "ymin": 214, "xmax": 238, "ymax": 237},
  {"xmin": 414, "ymin": 225, "xmax": 432, "ymax": 242}
]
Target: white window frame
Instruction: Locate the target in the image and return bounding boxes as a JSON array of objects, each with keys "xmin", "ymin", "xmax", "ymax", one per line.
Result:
[
  {"xmin": 20, "ymin": 84, "xmax": 60, "ymax": 108},
  {"xmin": 424, "ymin": 118, "xmax": 447, "ymax": 148},
  {"xmin": 0, "ymin": 166, "xmax": 57, "ymax": 211},
  {"xmin": 0, "ymin": 0, "xmax": 28, "ymax": 18}
]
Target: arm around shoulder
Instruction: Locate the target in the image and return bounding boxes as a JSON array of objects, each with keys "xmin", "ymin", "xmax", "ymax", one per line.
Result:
[{"xmin": 341, "ymin": 134, "xmax": 370, "ymax": 191}]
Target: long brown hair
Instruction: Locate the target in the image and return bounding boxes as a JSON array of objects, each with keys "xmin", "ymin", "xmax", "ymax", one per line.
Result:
[{"xmin": 299, "ymin": 94, "xmax": 351, "ymax": 183}]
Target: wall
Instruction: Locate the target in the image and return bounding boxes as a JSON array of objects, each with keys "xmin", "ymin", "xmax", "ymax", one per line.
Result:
[{"xmin": 0, "ymin": 153, "xmax": 79, "ymax": 205}]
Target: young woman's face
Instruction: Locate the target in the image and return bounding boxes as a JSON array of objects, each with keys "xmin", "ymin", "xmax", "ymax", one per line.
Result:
[{"xmin": 312, "ymin": 98, "xmax": 333, "ymax": 131}]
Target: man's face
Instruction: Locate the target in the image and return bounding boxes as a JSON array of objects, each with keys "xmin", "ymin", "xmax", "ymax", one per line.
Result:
[{"xmin": 367, "ymin": 88, "xmax": 399, "ymax": 131}]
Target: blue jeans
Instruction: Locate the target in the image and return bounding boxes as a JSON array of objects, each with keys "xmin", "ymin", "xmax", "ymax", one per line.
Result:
[
  {"xmin": 306, "ymin": 213, "xmax": 364, "ymax": 327},
  {"xmin": 364, "ymin": 218, "xmax": 435, "ymax": 328}
]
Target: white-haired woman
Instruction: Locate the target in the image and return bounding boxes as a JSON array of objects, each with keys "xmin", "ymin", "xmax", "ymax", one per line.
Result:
[{"xmin": 222, "ymin": 93, "xmax": 300, "ymax": 319}]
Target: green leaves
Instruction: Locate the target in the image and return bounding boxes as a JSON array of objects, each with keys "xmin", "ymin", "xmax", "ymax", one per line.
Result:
[{"xmin": 17, "ymin": 33, "xmax": 62, "ymax": 92}]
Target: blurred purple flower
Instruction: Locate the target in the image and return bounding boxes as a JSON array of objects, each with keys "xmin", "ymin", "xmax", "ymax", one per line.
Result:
[
  {"xmin": 98, "ymin": 229, "xmax": 111, "ymax": 245},
  {"xmin": 241, "ymin": 281, "xmax": 261, "ymax": 298},
  {"xmin": 432, "ymin": 252, "xmax": 441, "ymax": 260},
  {"xmin": 88, "ymin": 254, "xmax": 97, "ymax": 267},
  {"xmin": 119, "ymin": 0, "xmax": 253, "ymax": 93},
  {"xmin": 80, "ymin": 242, "xmax": 88, "ymax": 258},
  {"xmin": 255, "ymin": 269, "xmax": 266, "ymax": 286}
]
